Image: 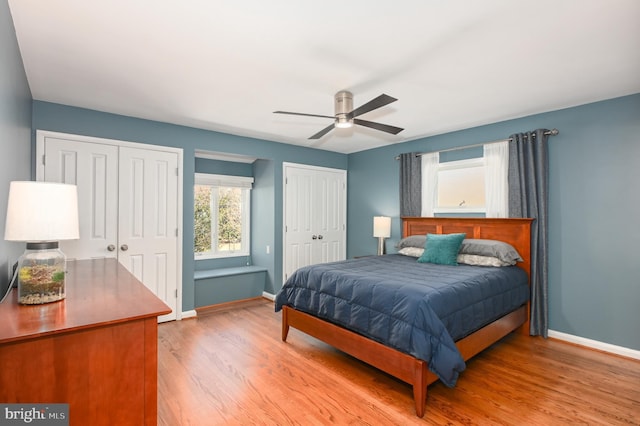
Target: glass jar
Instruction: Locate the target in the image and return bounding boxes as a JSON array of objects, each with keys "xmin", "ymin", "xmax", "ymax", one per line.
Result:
[{"xmin": 17, "ymin": 242, "xmax": 66, "ymax": 305}]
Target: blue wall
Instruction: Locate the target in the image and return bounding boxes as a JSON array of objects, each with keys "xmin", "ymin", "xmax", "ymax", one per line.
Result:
[
  {"xmin": 31, "ymin": 101, "xmax": 348, "ymax": 312},
  {"xmin": 0, "ymin": 0, "xmax": 32, "ymax": 290},
  {"xmin": 347, "ymin": 94, "xmax": 640, "ymax": 351}
]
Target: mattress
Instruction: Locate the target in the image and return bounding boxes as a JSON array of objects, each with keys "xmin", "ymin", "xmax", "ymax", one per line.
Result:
[{"xmin": 275, "ymin": 254, "xmax": 529, "ymax": 387}]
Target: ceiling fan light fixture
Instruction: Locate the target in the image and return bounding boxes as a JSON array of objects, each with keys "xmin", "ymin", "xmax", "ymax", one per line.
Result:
[
  {"xmin": 335, "ymin": 115, "xmax": 353, "ymax": 129},
  {"xmin": 274, "ymin": 90, "xmax": 403, "ymax": 139}
]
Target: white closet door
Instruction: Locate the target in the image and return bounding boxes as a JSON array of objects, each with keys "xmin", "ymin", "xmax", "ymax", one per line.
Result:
[
  {"xmin": 283, "ymin": 163, "xmax": 346, "ymax": 281},
  {"xmin": 119, "ymin": 147, "xmax": 179, "ymax": 322},
  {"xmin": 42, "ymin": 138, "xmax": 119, "ymax": 260},
  {"xmin": 283, "ymin": 165, "xmax": 315, "ymax": 280},
  {"xmin": 315, "ymin": 170, "xmax": 345, "ymax": 264},
  {"xmin": 38, "ymin": 132, "xmax": 181, "ymax": 322}
]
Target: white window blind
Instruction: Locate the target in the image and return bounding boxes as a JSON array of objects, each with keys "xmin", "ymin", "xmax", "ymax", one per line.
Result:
[{"xmin": 195, "ymin": 173, "xmax": 253, "ymax": 188}]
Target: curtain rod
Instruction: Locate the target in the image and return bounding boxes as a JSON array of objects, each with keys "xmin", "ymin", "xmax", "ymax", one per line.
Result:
[{"xmin": 396, "ymin": 128, "xmax": 559, "ymax": 159}]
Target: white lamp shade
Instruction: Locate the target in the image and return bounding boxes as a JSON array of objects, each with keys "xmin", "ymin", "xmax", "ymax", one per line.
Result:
[
  {"xmin": 373, "ymin": 216, "xmax": 391, "ymax": 238},
  {"xmin": 4, "ymin": 181, "xmax": 80, "ymax": 242}
]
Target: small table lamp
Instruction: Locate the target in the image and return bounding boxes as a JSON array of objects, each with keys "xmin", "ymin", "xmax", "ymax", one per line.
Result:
[
  {"xmin": 4, "ymin": 181, "xmax": 79, "ymax": 305},
  {"xmin": 373, "ymin": 216, "xmax": 391, "ymax": 256}
]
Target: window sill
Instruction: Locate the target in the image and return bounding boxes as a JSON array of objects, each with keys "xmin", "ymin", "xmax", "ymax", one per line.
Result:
[
  {"xmin": 433, "ymin": 207, "xmax": 486, "ymax": 214},
  {"xmin": 194, "ymin": 265, "xmax": 267, "ymax": 280},
  {"xmin": 195, "ymin": 252, "xmax": 250, "ymax": 261}
]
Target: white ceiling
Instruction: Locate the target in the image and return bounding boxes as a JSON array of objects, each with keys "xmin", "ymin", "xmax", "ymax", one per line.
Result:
[{"xmin": 8, "ymin": 1, "xmax": 640, "ymax": 154}]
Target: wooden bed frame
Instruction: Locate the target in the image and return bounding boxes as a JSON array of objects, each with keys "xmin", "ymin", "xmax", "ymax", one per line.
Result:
[{"xmin": 281, "ymin": 217, "xmax": 534, "ymax": 417}]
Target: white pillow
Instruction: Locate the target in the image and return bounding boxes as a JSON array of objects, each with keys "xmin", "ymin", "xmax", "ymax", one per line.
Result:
[
  {"xmin": 398, "ymin": 247, "xmax": 424, "ymax": 257},
  {"xmin": 456, "ymin": 254, "xmax": 513, "ymax": 267}
]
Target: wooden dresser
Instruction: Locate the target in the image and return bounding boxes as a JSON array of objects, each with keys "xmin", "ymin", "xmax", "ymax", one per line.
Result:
[{"xmin": 0, "ymin": 258, "xmax": 171, "ymax": 426}]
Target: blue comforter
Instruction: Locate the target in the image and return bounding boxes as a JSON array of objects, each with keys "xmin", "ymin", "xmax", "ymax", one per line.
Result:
[{"xmin": 275, "ymin": 254, "xmax": 529, "ymax": 387}]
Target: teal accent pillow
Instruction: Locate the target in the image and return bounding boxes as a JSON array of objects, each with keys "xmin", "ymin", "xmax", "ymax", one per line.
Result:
[{"xmin": 417, "ymin": 233, "xmax": 467, "ymax": 266}]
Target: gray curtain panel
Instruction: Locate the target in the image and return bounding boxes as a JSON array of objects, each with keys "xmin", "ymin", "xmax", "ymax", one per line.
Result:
[
  {"xmin": 508, "ymin": 129, "xmax": 550, "ymax": 337},
  {"xmin": 399, "ymin": 152, "xmax": 422, "ymax": 217}
]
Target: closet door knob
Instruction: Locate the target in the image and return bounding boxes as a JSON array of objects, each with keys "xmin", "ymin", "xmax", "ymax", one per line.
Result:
[
  {"xmin": 107, "ymin": 244, "xmax": 116, "ymax": 252},
  {"xmin": 318, "ymin": 235, "xmax": 323, "ymax": 240},
  {"xmin": 120, "ymin": 244, "xmax": 129, "ymax": 251},
  {"xmin": 312, "ymin": 235, "xmax": 318, "ymax": 240}
]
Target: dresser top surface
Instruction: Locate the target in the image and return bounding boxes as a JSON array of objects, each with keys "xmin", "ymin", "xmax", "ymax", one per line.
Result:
[{"xmin": 0, "ymin": 258, "xmax": 171, "ymax": 343}]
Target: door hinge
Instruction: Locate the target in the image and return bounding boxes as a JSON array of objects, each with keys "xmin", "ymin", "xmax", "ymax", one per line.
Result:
[
  {"xmin": 42, "ymin": 155, "xmax": 46, "ymax": 166},
  {"xmin": 175, "ymin": 289, "xmax": 178, "ymax": 298},
  {"xmin": 175, "ymin": 228, "xmax": 178, "ymax": 237},
  {"xmin": 176, "ymin": 167, "xmax": 179, "ymax": 176}
]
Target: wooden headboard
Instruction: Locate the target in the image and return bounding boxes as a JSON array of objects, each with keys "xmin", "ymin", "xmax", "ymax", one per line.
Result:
[{"xmin": 402, "ymin": 217, "xmax": 534, "ymax": 279}]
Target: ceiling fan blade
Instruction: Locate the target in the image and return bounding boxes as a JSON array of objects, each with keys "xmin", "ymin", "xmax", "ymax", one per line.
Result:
[
  {"xmin": 274, "ymin": 111, "xmax": 335, "ymax": 119},
  {"xmin": 309, "ymin": 123, "xmax": 335, "ymax": 139},
  {"xmin": 354, "ymin": 119, "xmax": 404, "ymax": 135},
  {"xmin": 347, "ymin": 94, "xmax": 398, "ymax": 119}
]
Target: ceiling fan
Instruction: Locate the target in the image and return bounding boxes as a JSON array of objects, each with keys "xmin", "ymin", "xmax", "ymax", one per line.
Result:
[{"xmin": 274, "ymin": 91, "xmax": 404, "ymax": 140}]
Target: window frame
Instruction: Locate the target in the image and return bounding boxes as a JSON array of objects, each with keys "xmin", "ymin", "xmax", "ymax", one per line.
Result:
[
  {"xmin": 432, "ymin": 157, "xmax": 487, "ymax": 215},
  {"xmin": 194, "ymin": 173, "xmax": 253, "ymax": 260}
]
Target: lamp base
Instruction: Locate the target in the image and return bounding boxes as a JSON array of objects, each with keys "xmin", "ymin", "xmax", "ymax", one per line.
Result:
[
  {"xmin": 17, "ymin": 242, "xmax": 66, "ymax": 305},
  {"xmin": 377, "ymin": 237, "xmax": 385, "ymax": 256}
]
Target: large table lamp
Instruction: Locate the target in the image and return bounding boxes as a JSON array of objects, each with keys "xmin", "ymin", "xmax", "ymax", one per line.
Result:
[
  {"xmin": 4, "ymin": 181, "xmax": 79, "ymax": 305},
  {"xmin": 373, "ymin": 216, "xmax": 391, "ymax": 256}
]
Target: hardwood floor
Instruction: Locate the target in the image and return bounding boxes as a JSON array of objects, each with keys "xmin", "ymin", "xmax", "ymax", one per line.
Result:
[{"xmin": 157, "ymin": 299, "xmax": 640, "ymax": 425}]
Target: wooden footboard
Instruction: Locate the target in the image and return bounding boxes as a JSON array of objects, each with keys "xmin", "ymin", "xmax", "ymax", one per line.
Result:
[{"xmin": 282, "ymin": 304, "xmax": 527, "ymax": 417}]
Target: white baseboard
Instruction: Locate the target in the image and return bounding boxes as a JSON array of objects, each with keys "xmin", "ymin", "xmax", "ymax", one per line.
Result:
[
  {"xmin": 262, "ymin": 291, "xmax": 275, "ymax": 301},
  {"xmin": 548, "ymin": 329, "xmax": 640, "ymax": 360},
  {"xmin": 180, "ymin": 310, "xmax": 197, "ymax": 320},
  {"xmin": 180, "ymin": 300, "xmax": 638, "ymax": 360}
]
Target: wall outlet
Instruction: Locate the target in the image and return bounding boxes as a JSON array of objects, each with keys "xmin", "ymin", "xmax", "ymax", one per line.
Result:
[{"xmin": 266, "ymin": 245, "xmax": 270, "ymax": 255}]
